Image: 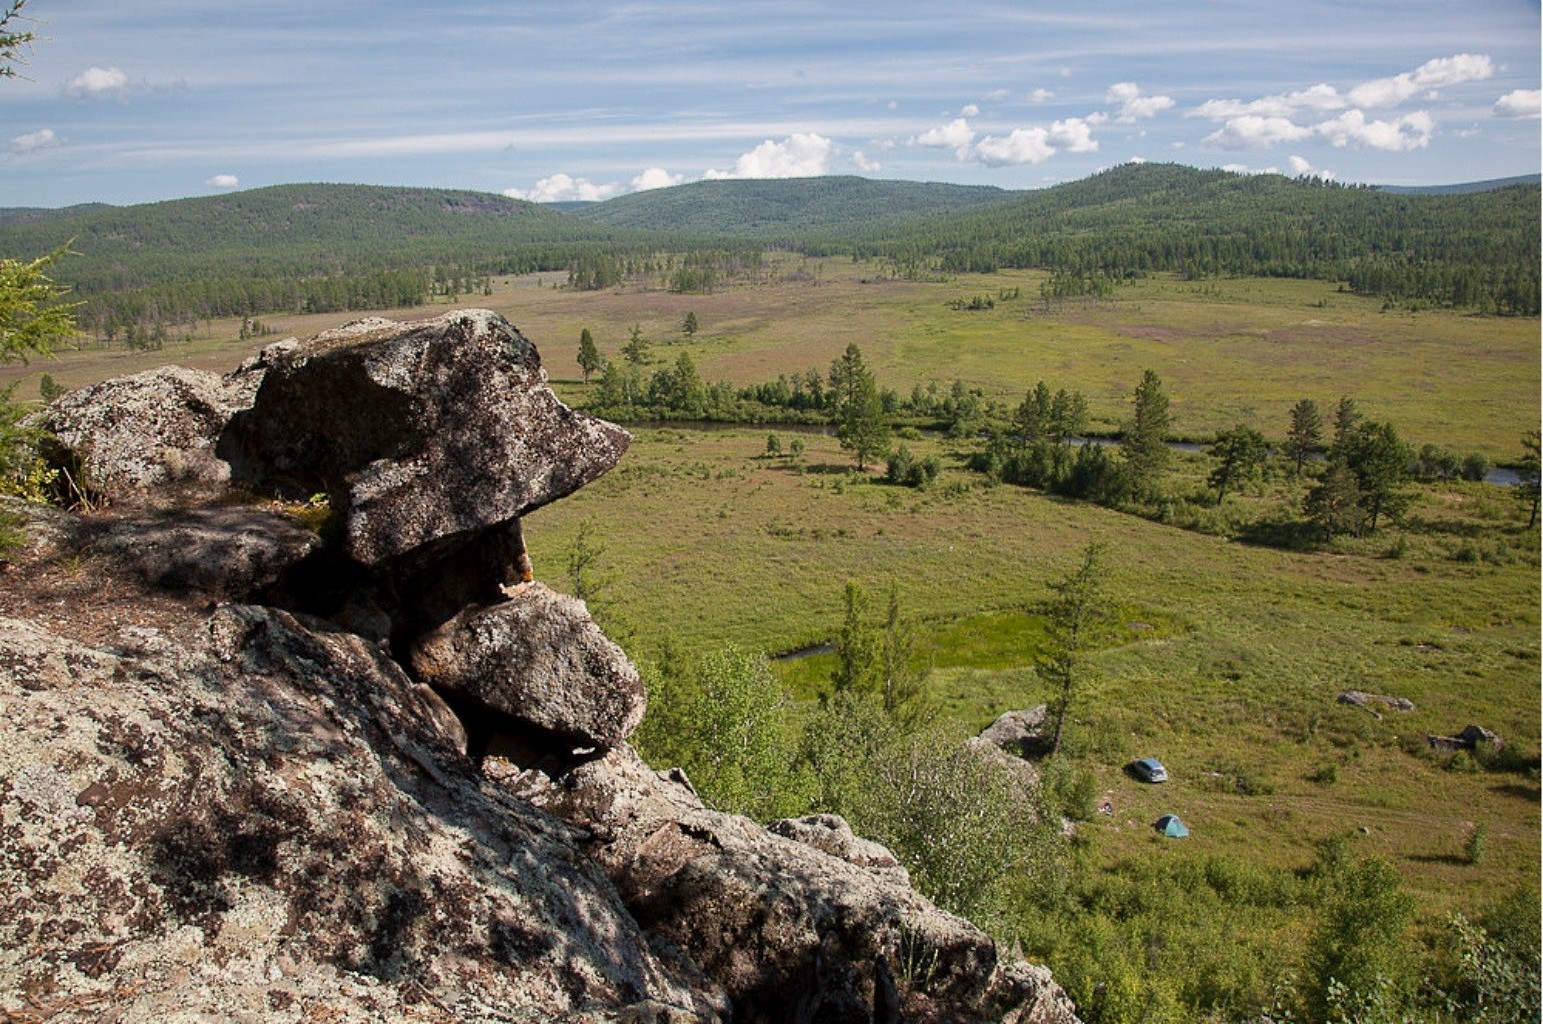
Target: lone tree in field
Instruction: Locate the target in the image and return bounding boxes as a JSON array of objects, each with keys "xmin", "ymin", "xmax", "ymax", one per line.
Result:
[
  {"xmin": 576, "ymin": 327, "xmax": 602, "ymax": 383},
  {"xmin": 1516, "ymin": 429, "xmax": 1540, "ymax": 529},
  {"xmin": 1285, "ymin": 398, "xmax": 1323, "ymax": 476},
  {"xmin": 681, "ymin": 310, "xmax": 699, "ymax": 337},
  {"xmin": 1038, "ymin": 541, "xmax": 1106, "ymax": 758},
  {"xmin": 1121, "ymin": 369, "xmax": 1170, "ymax": 499},
  {"xmin": 1208, "ymin": 424, "xmax": 1270, "ymax": 504},
  {"xmin": 621, "ymin": 324, "xmax": 650, "ymax": 366},
  {"xmin": 829, "ymin": 343, "xmax": 890, "ymax": 471}
]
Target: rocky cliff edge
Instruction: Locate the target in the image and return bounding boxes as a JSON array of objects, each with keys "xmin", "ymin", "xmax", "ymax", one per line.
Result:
[{"xmin": 2, "ymin": 309, "xmax": 1080, "ymax": 1024}]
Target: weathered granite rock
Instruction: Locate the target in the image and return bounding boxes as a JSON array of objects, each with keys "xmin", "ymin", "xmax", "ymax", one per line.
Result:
[
  {"xmin": 978, "ymin": 705, "xmax": 1048, "ymax": 758},
  {"xmin": 219, "ymin": 309, "xmax": 631, "ymax": 565},
  {"xmin": 0, "ymin": 609, "xmax": 725, "ymax": 1022},
  {"xmin": 410, "ymin": 581, "xmax": 645, "ymax": 750},
  {"xmin": 38, "ymin": 365, "xmax": 258, "ymax": 506},
  {"xmin": 92, "ymin": 506, "xmax": 323, "ymax": 599},
  {"xmin": 767, "ymin": 813, "xmax": 910, "ymax": 886},
  {"xmin": 506, "ymin": 745, "xmax": 1081, "ymax": 1024}
]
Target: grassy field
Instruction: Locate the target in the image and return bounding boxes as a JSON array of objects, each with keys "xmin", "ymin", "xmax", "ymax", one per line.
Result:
[
  {"xmin": 7, "ymin": 255, "xmax": 1538, "ymax": 933},
  {"xmin": 7, "ymin": 254, "xmax": 1537, "ymax": 457},
  {"xmin": 520, "ymin": 424, "xmax": 1539, "ymax": 921}
]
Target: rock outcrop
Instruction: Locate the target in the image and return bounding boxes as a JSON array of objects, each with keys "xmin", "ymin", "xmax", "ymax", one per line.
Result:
[{"xmin": 4, "ymin": 310, "xmax": 1081, "ymax": 1023}]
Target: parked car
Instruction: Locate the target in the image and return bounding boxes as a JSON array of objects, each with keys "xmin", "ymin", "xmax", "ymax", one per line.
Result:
[{"xmin": 1131, "ymin": 757, "xmax": 1168, "ymax": 783}]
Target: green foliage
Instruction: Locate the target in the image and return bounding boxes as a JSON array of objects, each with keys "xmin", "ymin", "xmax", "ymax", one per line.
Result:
[
  {"xmin": 1287, "ymin": 398, "xmax": 1324, "ymax": 475},
  {"xmin": 1, "ymin": 248, "xmax": 78, "ymax": 362},
  {"xmin": 1208, "ymin": 424, "xmax": 1270, "ymax": 504},
  {"xmin": 1038, "ymin": 542, "xmax": 1107, "ymax": 758},
  {"xmin": 1303, "ymin": 842, "xmax": 1418, "ymax": 1023},
  {"xmin": 633, "ymin": 642, "xmax": 809, "ymax": 821},
  {"xmin": 829, "ymin": 343, "xmax": 890, "ymax": 470},
  {"xmin": 0, "ymin": 0, "xmax": 32, "ymax": 79},
  {"xmin": 621, "ymin": 323, "xmax": 650, "ymax": 366},
  {"xmin": 576, "ymin": 327, "xmax": 602, "ymax": 382},
  {"xmin": 1122, "ymin": 369, "xmax": 1170, "ymax": 499},
  {"xmin": 884, "ymin": 444, "xmax": 940, "ymax": 488},
  {"xmin": 36, "ymin": 372, "xmax": 62, "ymax": 403},
  {"xmin": 1516, "ymin": 430, "xmax": 1540, "ymax": 529},
  {"xmin": 1441, "ymin": 888, "xmax": 1541, "ymax": 1024},
  {"xmin": 681, "ymin": 310, "xmax": 699, "ymax": 336}
]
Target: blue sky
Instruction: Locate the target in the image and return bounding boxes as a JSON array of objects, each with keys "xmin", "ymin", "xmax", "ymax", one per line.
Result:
[{"xmin": 2, "ymin": 0, "xmax": 1539, "ymax": 207}]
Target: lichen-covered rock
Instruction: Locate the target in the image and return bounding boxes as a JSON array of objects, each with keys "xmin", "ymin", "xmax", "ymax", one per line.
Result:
[
  {"xmin": 507, "ymin": 746, "xmax": 1080, "ymax": 1024},
  {"xmin": 91, "ymin": 506, "xmax": 322, "ymax": 599},
  {"xmin": 38, "ymin": 366, "xmax": 259, "ymax": 506},
  {"xmin": 767, "ymin": 814, "xmax": 910, "ymax": 885},
  {"xmin": 0, "ymin": 610, "xmax": 725, "ymax": 1022},
  {"xmin": 219, "ymin": 309, "xmax": 630, "ymax": 565},
  {"xmin": 410, "ymin": 581, "xmax": 645, "ymax": 750}
]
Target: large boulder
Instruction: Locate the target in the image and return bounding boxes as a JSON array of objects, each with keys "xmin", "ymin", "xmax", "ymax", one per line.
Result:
[
  {"xmin": 91, "ymin": 506, "xmax": 323, "ymax": 599},
  {"xmin": 0, "ymin": 607, "xmax": 725, "ymax": 1022},
  {"xmin": 409, "ymin": 581, "xmax": 646, "ymax": 751},
  {"xmin": 505, "ymin": 745, "xmax": 1081, "ymax": 1024},
  {"xmin": 38, "ymin": 365, "xmax": 259, "ymax": 506},
  {"xmin": 219, "ymin": 310, "xmax": 630, "ymax": 566}
]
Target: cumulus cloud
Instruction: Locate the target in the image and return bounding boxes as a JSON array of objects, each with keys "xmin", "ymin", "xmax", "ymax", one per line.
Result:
[
  {"xmin": 1028, "ymin": 88, "xmax": 1055, "ymax": 103},
  {"xmin": 1494, "ymin": 89, "xmax": 1542, "ymax": 119},
  {"xmin": 1204, "ymin": 115, "xmax": 1314, "ymax": 149},
  {"xmin": 205, "ymin": 174, "xmax": 239, "ymax": 189},
  {"xmin": 630, "ymin": 167, "xmax": 683, "ymax": 191},
  {"xmin": 852, "ymin": 150, "xmax": 882, "ymax": 173},
  {"xmin": 1316, "ymin": 109, "xmax": 1434, "ymax": 151},
  {"xmin": 972, "ymin": 117, "xmax": 1100, "ymax": 167},
  {"xmin": 503, "ymin": 173, "xmax": 621, "ymax": 202},
  {"xmin": 1222, "ymin": 163, "xmax": 1280, "ymax": 176},
  {"xmin": 1105, "ymin": 82, "xmax": 1175, "ymax": 123},
  {"xmin": 1347, "ymin": 53, "xmax": 1493, "ymax": 108},
  {"xmin": 10, "ymin": 128, "xmax": 61, "ymax": 154},
  {"xmin": 705, "ymin": 133, "xmax": 833, "ymax": 179},
  {"xmin": 960, "ymin": 104, "xmax": 980, "ymax": 117},
  {"xmin": 65, "ymin": 66, "xmax": 130, "ymax": 99},
  {"xmin": 911, "ymin": 118, "xmax": 977, "ymax": 158}
]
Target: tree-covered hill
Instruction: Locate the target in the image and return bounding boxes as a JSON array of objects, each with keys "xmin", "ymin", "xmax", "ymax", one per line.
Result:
[
  {"xmin": 564, "ymin": 175, "xmax": 1016, "ymax": 238},
  {"xmin": 854, "ymin": 163, "xmax": 1539, "ymax": 314},
  {"xmin": 0, "ymin": 183, "xmax": 657, "ymax": 338}
]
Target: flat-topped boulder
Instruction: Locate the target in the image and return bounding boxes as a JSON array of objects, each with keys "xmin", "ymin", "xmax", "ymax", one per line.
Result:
[{"xmin": 219, "ymin": 309, "xmax": 630, "ymax": 565}]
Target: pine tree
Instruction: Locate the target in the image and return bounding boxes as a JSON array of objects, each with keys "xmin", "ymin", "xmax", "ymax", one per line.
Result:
[
  {"xmin": 1122, "ymin": 369, "xmax": 1170, "ymax": 499},
  {"xmin": 576, "ymin": 327, "xmax": 602, "ymax": 383},
  {"xmin": 1286, "ymin": 398, "xmax": 1324, "ymax": 476}
]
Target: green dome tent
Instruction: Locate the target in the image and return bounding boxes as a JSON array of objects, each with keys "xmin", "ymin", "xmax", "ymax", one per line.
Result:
[{"xmin": 1155, "ymin": 814, "xmax": 1189, "ymax": 838}]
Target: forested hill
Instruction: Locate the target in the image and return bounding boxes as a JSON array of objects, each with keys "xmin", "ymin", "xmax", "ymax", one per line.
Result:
[
  {"xmin": 0, "ymin": 183, "xmax": 653, "ymax": 339},
  {"xmin": 852, "ymin": 163, "xmax": 1540, "ymax": 314},
  {"xmin": 564, "ymin": 176, "xmax": 1014, "ymax": 236}
]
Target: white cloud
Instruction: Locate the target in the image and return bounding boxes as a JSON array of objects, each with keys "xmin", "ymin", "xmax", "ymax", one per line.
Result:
[
  {"xmin": 10, "ymin": 128, "xmax": 61, "ymax": 154},
  {"xmin": 984, "ymin": 89, "xmax": 1009, "ymax": 102},
  {"xmin": 1494, "ymin": 89, "xmax": 1542, "ymax": 119},
  {"xmin": 1204, "ymin": 115, "xmax": 1314, "ymax": 149},
  {"xmin": 1315, "ymin": 109, "xmax": 1434, "ymax": 151},
  {"xmin": 630, "ymin": 166, "xmax": 683, "ymax": 191},
  {"xmin": 205, "ymin": 174, "xmax": 239, "ymax": 189},
  {"xmin": 705, "ymin": 132, "xmax": 833, "ymax": 179},
  {"xmin": 1193, "ymin": 84, "xmax": 1344, "ymax": 121},
  {"xmin": 503, "ymin": 173, "xmax": 621, "ymax": 202},
  {"xmin": 1105, "ymin": 82, "xmax": 1175, "ymax": 123},
  {"xmin": 911, "ymin": 117, "xmax": 976, "ymax": 158},
  {"xmin": 971, "ymin": 118, "xmax": 1099, "ymax": 167},
  {"xmin": 961, "ymin": 104, "xmax": 980, "ymax": 117},
  {"xmin": 1028, "ymin": 88, "xmax": 1055, "ymax": 103},
  {"xmin": 972, "ymin": 128, "xmax": 1056, "ymax": 166},
  {"xmin": 1286, "ymin": 155, "xmax": 1337, "ymax": 181},
  {"xmin": 1346, "ymin": 53, "xmax": 1493, "ymax": 108},
  {"xmin": 1222, "ymin": 163, "xmax": 1280, "ymax": 176},
  {"xmin": 65, "ymin": 66, "xmax": 130, "ymax": 99},
  {"xmin": 852, "ymin": 150, "xmax": 882, "ymax": 173}
]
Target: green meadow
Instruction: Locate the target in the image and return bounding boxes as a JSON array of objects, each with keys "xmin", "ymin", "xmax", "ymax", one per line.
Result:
[{"xmin": 8, "ymin": 254, "xmax": 1538, "ymax": 1017}]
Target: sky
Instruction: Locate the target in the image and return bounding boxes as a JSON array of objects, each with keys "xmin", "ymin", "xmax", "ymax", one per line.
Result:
[{"xmin": 1, "ymin": 0, "xmax": 1539, "ymax": 208}]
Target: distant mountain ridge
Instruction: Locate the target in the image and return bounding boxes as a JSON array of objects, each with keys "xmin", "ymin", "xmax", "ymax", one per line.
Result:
[{"xmin": 1, "ymin": 165, "xmax": 1536, "ymax": 328}]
